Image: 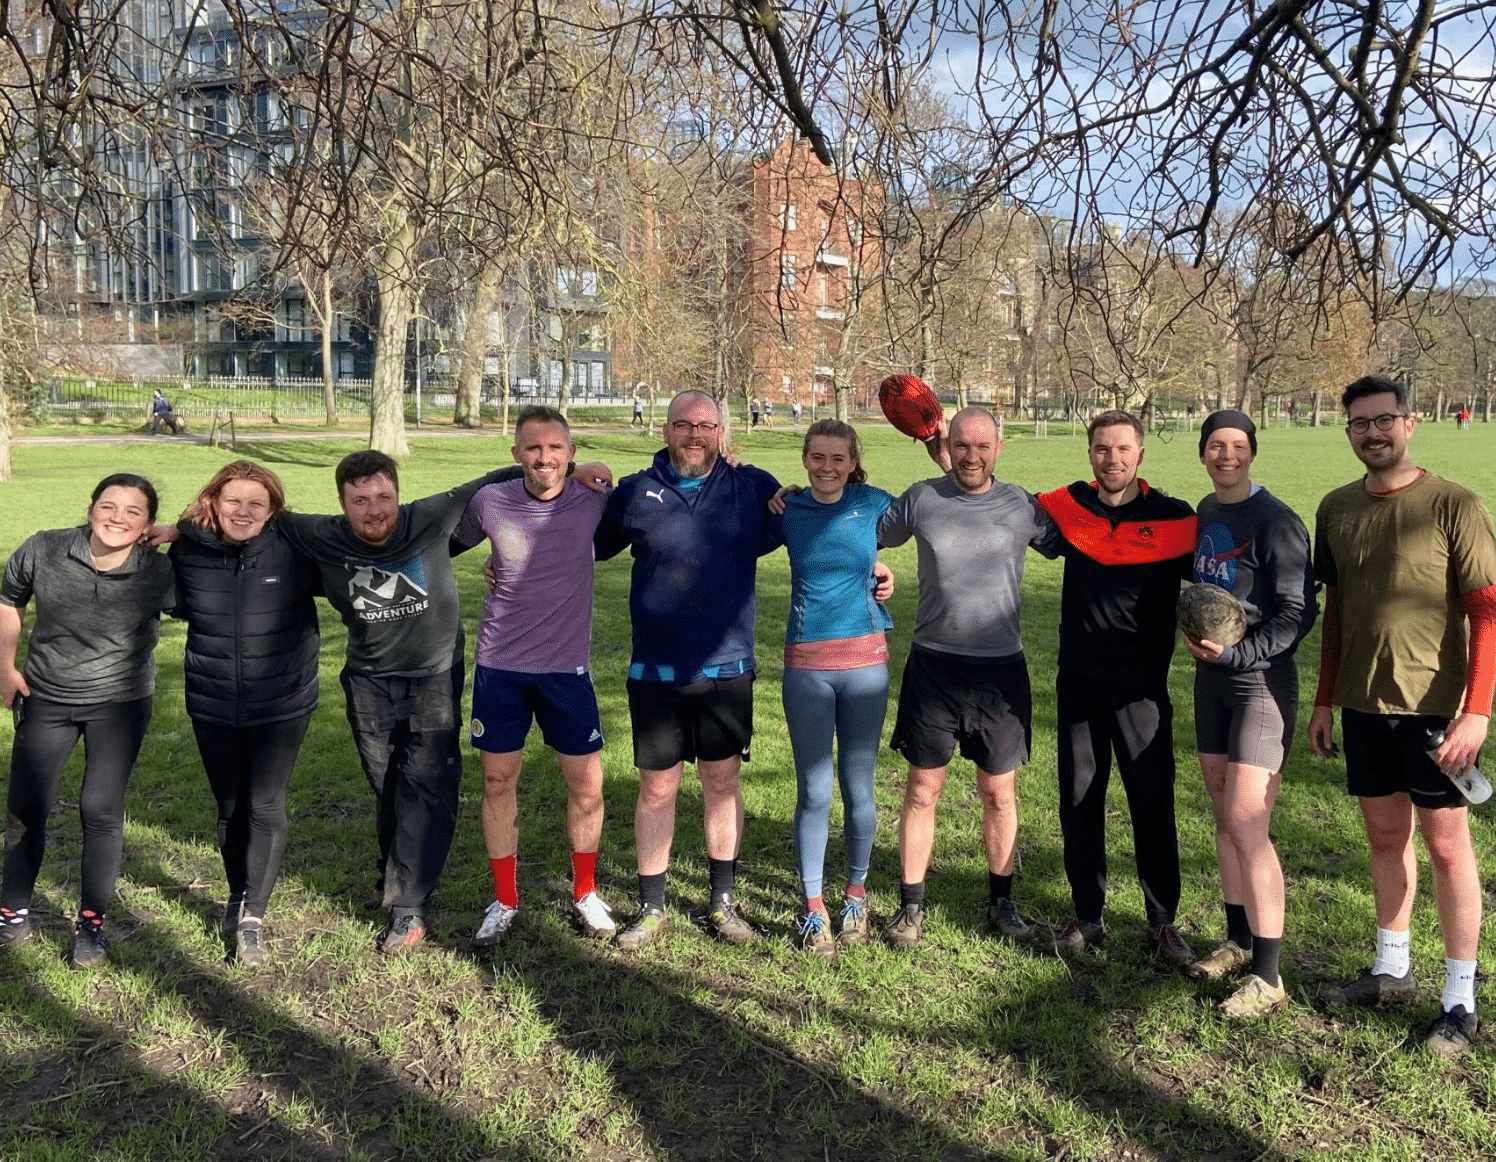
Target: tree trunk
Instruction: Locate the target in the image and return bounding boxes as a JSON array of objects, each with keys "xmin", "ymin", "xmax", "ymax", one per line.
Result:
[
  {"xmin": 556, "ymin": 355, "xmax": 570, "ymax": 420},
  {"xmin": 1434, "ymin": 388, "xmax": 1444, "ymax": 422},
  {"xmin": 454, "ymin": 261, "xmax": 502, "ymax": 428},
  {"xmin": 917, "ymin": 274, "xmax": 936, "ymax": 379},
  {"xmin": 1312, "ymin": 390, "xmax": 1322, "ymax": 427},
  {"xmin": 0, "ymin": 379, "xmax": 12, "ymax": 482},
  {"xmin": 320, "ymin": 274, "xmax": 337, "ymax": 427},
  {"xmin": 369, "ymin": 223, "xmax": 415, "ymax": 457},
  {"xmin": 499, "ymin": 345, "xmax": 512, "ymax": 436}
]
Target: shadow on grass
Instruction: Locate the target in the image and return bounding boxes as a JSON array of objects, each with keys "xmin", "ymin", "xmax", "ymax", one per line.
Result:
[{"xmin": 491, "ymin": 911, "xmax": 1296, "ymax": 1162}]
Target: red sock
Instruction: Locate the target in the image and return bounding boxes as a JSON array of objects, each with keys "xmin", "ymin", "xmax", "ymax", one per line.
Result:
[
  {"xmin": 571, "ymin": 850, "xmax": 598, "ymax": 900},
  {"xmin": 844, "ymin": 883, "xmax": 866, "ymax": 899},
  {"xmin": 805, "ymin": 894, "xmax": 825, "ymax": 916},
  {"xmin": 490, "ymin": 855, "xmax": 518, "ymax": 908}
]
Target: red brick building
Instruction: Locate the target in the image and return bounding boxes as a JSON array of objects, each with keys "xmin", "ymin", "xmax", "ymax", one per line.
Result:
[{"xmin": 743, "ymin": 138, "xmax": 884, "ymax": 415}]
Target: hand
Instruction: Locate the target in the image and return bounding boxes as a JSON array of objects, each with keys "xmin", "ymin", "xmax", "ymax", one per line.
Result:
[
  {"xmin": 573, "ymin": 462, "xmax": 612, "ymax": 493},
  {"xmin": 1308, "ymin": 705, "xmax": 1338, "ymax": 758},
  {"xmin": 923, "ymin": 420, "xmax": 952, "ymax": 471},
  {"xmin": 1433, "ymin": 712, "xmax": 1489, "ymax": 777},
  {"xmin": 1183, "ymin": 636, "xmax": 1224, "ymax": 663},
  {"xmin": 1, "ymin": 667, "xmax": 29, "ymax": 709},
  {"xmin": 767, "ymin": 484, "xmax": 802, "ymax": 515},
  {"xmin": 872, "ymin": 561, "xmax": 895, "ymax": 601},
  {"xmin": 144, "ymin": 523, "xmax": 179, "ymax": 547},
  {"xmin": 482, "ymin": 554, "xmax": 498, "ymax": 590}
]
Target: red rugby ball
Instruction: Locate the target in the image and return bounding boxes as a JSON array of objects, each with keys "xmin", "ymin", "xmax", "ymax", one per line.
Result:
[{"xmin": 879, "ymin": 374, "xmax": 943, "ymax": 441}]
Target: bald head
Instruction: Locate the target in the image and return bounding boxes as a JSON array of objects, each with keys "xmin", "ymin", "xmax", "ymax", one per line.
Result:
[
  {"xmin": 947, "ymin": 407, "xmax": 1002, "ymax": 494},
  {"xmin": 664, "ymin": 390, "xmax": 725, "ymax": 478},
  {"xmin": 667, "ymin": 390, "xmax": 722, "ymax": 423},
  {"xmin": 949, "ymin": 407, "xmax": 999, "ymax": 444}
]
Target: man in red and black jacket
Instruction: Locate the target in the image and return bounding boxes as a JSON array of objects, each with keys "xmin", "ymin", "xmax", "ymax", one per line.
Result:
[{"xmin": 1036, "ymin": 410, "xmax": 1197, "ymax": 966}]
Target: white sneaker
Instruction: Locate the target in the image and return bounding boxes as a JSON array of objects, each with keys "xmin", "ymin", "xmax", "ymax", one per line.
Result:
[
  {"xmin": 473, "ymin": 900, "xmax": 518, "ymax": 947},
  {"xmin": 573, "ymin": 891, "xmax": 616, "ymax": 937}
]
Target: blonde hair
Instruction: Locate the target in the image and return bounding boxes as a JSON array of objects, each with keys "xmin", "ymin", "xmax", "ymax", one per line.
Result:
[{"xmin": 181, "ymin": 460, "xmax": 289, "ymax": 533}]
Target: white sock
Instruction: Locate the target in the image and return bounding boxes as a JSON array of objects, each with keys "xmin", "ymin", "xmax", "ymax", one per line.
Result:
[
  {"xmin": 1372, "ymin": 927, "xmax": 1411, "ymax": 978},
  {"xmin": 1442, "ymin": 958, "xmax": 1477, "ymax": 1015}
]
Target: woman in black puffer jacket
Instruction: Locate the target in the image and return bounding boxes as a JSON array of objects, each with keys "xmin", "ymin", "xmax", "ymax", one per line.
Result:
[{"xmin": 169, "ymin": 461, "xmax": 320, "ymax": 967}]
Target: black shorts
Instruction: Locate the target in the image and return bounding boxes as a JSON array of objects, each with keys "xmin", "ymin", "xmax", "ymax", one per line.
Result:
[
  {"xmin": 627, "ymin": 673, "xmax": 754, "ymax": 770},
  {"xmin": 890, "ymin": 646, "xmax": 1031, "ymax": 773},
  {"xmin": 1193, "ymin": 663, "xmax": 1298, "ymax": 771},
  {"xmin": 1342, "ymin": 708, "xmax": 1467, "ymax": 810}
]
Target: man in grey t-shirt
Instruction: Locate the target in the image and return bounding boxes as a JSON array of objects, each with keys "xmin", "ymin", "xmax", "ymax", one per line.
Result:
[{"xmin": 877, "ymin": 407, "xmax": 1059, "ymax": 950}]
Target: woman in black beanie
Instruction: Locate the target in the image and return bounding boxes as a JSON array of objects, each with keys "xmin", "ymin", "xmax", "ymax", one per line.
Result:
[{"xmin": 1185, "ymin": 411, "xmax": 1317, "ymax": 1016}]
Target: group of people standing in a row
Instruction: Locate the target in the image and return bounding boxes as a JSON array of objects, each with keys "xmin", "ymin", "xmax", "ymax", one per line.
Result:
[{"xmin": 0, "ymin": 377, "xmax": 1487, "ymax": 1059}]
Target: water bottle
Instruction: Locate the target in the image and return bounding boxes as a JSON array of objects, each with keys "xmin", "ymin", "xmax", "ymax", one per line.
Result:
[{"xmin": 1425, "ymin": 730, "xmax": 1493, "ymax": 805}]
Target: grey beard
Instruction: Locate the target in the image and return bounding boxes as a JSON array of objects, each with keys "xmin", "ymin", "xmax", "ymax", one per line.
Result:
[{"xmin": 670, "ymin": 451, "xmax": 715, "ymax": 479}]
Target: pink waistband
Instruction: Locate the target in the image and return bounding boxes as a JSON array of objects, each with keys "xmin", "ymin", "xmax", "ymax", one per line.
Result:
[{"xmin": 784, "ymin": 633, "xmax": 890, "ymax": 671}]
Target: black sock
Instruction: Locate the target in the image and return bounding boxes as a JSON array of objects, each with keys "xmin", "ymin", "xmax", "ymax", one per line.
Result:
[
  {"xmin": 989, "ymin": 872, "xmax": 1013, "ymax": 906},
  {"xmin": 1250, "ymin": 935, "xmax": 1282, "ymax": 988},
  {"xmin": 638, "ymin": 871, "xmax": 667, "ymax": 910},
  {"xmin": 1225, "ymin": 903, "xmax": 1253, "ymax": 950},
  {"xmin": 900, "ymin": 880, "xmax": 925, "ymax": 908},
  {"xmin": 707, "ymin": 858, "xmax": 735, "ymax": 901}
]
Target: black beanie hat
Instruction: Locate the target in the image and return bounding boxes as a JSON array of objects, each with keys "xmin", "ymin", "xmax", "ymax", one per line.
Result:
[{"xmin": 1199, "ymin": 409, "xmax": 1257, "ymax": 456}]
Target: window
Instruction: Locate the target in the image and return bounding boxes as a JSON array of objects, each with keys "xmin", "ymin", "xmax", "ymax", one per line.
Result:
[
  {"xmin": 282, "ymin": 298, "xmax": 307, "ymax": 341},
  {"xmin": 556, "ymin": 268, "xmax": 598, "ymax": 297},
  {"xmin": 780, "ymin": 253, "xmax": 797, "ymax": 290},
  {"xmin": 779, "ymin": 203, "xmax": 797, "ymax": 231}
]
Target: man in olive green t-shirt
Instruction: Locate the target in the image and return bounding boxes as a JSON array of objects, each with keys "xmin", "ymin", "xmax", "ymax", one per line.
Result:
[{"xmin": 1308, "ymin": 375, "xmax": 1496, "ymax": 1058}]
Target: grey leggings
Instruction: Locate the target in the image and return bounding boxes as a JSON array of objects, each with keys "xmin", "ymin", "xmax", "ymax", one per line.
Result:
[{"xmin": 782, "ymin": 663, "xmax": 888, "ymax": 901}]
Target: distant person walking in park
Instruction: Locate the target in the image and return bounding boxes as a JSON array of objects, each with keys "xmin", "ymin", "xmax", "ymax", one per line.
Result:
[
  {"xmin": 150, "ymin": 388, "xmax": 181, "ymax": 435},
  {"xmin": 1310, "ymin": 376, "xmax": 1496, "ymax": 1058},
  {"xmin": 792, "ymin": 399, "xmax": 803, "ymax": 424},
  {"xmin": 0, "ymin": 474, "xmax": 176, "ymax": 968},
  {"xmin": 1186, "ymin": 410, "xmax": 1316, "ymax": 1017},
  {"xmin": 1459, "ymin": 406, "xmax": 1471, "ymax": 430},
  {"xmin": 764, "ymin": 400, "xmax": 774, "ymax": 427},
  {"xmin": 877, "ymin": 407, "xmax": 1059, "ymax": 950},
  {"xmin": 452, "ymin": 406, "xmax": 616, "ymax": 947},
  {"xmin": 773, "ymin": 419, "xmax": 895, "ymax": 959},
  {"xmin": 632, "ymin": 395, "xmax": 644, "ymax": 427},
  {"xmin": 169, "ymin": 461, "xmax": 321, "ymax": 968},
  {"xmin": 751, "ymin": 397, "xmax": 762, "ymax": 427},
  {"xmin": 1035, "ymin": 411, "xmax": 1198, "ymax": 966},
  {"xmin": 594, "ymin": 390, "xmax": 785, "ymax": 950}
]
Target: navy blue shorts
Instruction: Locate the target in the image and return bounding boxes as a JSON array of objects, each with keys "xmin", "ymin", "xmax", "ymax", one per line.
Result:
[{"xmin": 469, "ymin": 665, "xmax": 603, "ymax": 756}]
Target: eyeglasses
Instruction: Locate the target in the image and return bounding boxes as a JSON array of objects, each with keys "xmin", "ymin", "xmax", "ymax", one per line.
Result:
[
  {"xmin": 1346, "ymin": 413, "xmax": 1408, "ymax": 434},
  {"xmin": 669, "ymin": 420, "xmax": 720, "ymax": 434}
]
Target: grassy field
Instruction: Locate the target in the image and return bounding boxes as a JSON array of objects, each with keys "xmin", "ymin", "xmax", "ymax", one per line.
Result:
[{"xmin": 0, "ymin": 418, "xmax": 1493, "ymax": 1161}]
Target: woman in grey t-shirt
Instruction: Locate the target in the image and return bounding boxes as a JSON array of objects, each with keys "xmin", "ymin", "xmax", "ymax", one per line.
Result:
[{"xmin": 0, "ymin": 474, "xmax": 176, "ymax": 968}]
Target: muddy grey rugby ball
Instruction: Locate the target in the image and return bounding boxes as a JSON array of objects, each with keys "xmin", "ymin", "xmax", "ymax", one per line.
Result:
[{"xmin": 1177, "ymin": 583, "xmax": 1247, "ymax": 647}]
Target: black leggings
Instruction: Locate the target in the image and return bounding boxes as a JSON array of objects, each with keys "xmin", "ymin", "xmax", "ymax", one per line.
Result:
[
  {"xmin": 3, "ymin": 695, "xmax": 152, "ymax": 915},
  {"xmin": 192, "ymin": 715, "xmax": 312, "ymax": 916}
]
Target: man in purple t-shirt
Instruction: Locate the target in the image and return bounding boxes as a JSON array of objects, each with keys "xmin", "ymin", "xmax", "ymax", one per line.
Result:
[{"xmin": 452, "ymin": 406, "xmax": 613, "ymax": 946}]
